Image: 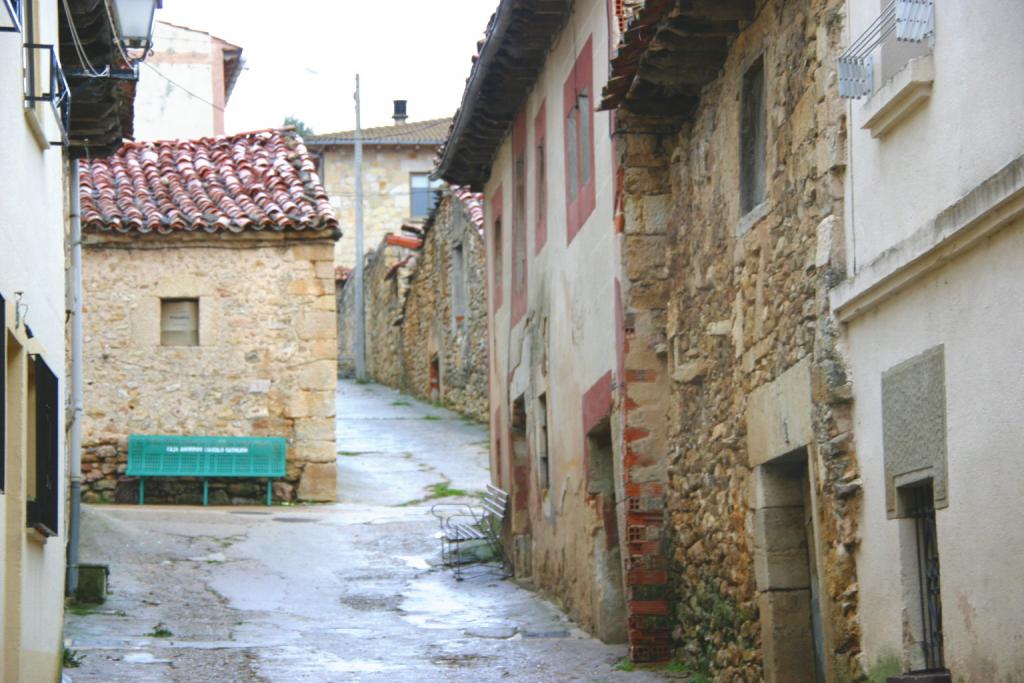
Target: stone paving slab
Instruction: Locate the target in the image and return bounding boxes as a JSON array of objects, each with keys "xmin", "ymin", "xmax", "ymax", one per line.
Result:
[{"xmin": 64, "ymin": 380, "xmax": 671, "ymax": 682}]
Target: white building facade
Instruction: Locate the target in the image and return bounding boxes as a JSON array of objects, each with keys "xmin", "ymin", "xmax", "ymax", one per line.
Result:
[
  {"xmin": 437, "ymin": 0, "xmax": 637, "ymax": 651},
  {"xmin": 834, "ymin": 1, "xmax": 1024, "ymax": 679},
  {"xmin": 1, "ymin": 1, "xmax": 68, "ymax": 679},
  {"xmin": 133, "ymin": 21, "xmax": 242, "ymax": 141}
]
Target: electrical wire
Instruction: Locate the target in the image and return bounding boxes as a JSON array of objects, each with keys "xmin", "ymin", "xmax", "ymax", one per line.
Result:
[
  {"xmin": 61, "ymin": 0, "xmax": 108, "ymax": 78},
  {"xmin": 102, "ymin": 0, "xmax": 135, "ymax": 67},
  {"xmin": 142, "ymin": 61, "xmax": 226, "ymax": 112}
]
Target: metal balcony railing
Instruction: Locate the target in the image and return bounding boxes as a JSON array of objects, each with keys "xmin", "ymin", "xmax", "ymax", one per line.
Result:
[
  {"xmin": 1, "ymin": 0, "xmax": 23, "ymax": 32},
  {"xmin": 24, "ymin": 43, "xmax": 71, "ymax": 146},
  {"xmin": 838, "ymin": 0, "xmax": 935, "ymax": 98}
]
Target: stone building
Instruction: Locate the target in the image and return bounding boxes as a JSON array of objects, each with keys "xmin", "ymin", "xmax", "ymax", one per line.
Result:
[
  {"xmin": 133, "ymin": 20, "xmax": 243, "ymax": 141},
  {"xmin": 1, "ymin": 0, "xmax": 139, "ymax": 676},
  {"xmin": 831, "ymin": 2, "xmax": 1024, "ymax": 680},
  {"xmin": 78, "ymin": 128, "xmax": 340, "ymax": 504},
  {"xmin": 604, "ymin": 0, "xmax": 860, "ymax": 678},
  {"xmin": 437, "ymin": 0, "xmax": 865, "ymax": 674},
  {"xmin": 435, "ymin": 0, "xmax": 633, "ymax": 654},
  {"xmin": 337, "ymin": 189, "xmax": 489, "ymax": 421},
  {"xmin": 306, "ymin": 113, "xmax": 450, "ymax": 268}
]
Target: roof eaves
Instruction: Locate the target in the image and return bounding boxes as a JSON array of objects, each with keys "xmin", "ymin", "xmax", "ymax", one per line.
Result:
[{"xmin": 433, "ymin": 0, "xmax": 572, "ymax": 189}]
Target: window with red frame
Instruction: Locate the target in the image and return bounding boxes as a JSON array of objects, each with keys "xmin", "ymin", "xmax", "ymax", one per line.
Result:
[
  {"xmin": 511, "ymin": 112, "xmax": 528, "ymax": 325},
  {"xmin": 564, "ymin": 36, "xmax": 595, "ymax": 244},
  {"xmin": 534, "ymin": 101, "xmax": 547, "ymax": 254}
]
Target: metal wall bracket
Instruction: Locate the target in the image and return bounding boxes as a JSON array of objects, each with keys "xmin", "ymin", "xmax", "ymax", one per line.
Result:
[
  {"xmin": 838, "ymin": 0, "xmax": 935, "ymax": 99},
  {"xmin": 1, "ymin": 0, "xmax": 22, "ymax": 33},
  {"xmin": 23, "ymin": 43, "xmax": 71, "ymax": 146}
]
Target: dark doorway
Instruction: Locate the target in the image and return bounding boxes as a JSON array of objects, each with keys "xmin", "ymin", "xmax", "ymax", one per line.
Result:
[
  {"xmin": 756, "ymin": 449, "xmax": 827, "ymax": 683},
  {"xmin": 510, "ymin": 396, "xmax": 531, "ymax": 577},
  {"xmin": 429, "ymin": 355, "xmax": 440, "ymax": 402},
  {"xmin": 586, "ymin": 417, "xmax": 626, "ymax": 643}
]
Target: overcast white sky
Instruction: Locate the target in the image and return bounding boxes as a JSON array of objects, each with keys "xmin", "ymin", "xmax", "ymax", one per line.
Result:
[{"xmin": 156, "ymin": 1, "xmax": 498, "ymax": 135}]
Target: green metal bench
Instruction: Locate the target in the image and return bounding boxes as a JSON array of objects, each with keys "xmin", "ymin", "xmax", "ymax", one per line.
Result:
[{"xmin": 127, "ymin": 435, "xmax": 286, "ymax": 506}]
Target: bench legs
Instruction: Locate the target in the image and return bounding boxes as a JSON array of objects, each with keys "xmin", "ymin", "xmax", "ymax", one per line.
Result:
[{"xmin": 136, "ymin": 478, "xmax": 275, "ymax": 506}]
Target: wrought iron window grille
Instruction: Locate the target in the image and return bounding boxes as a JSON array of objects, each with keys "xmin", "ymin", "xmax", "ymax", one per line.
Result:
[
  {"xmin": 838, "ymin": 0, "xmax": 935, "ymax": 99},
  {"xmin": 23, "ymin": 43, "xmax": 71, "ymax": 146},
  {"xmin": 1, "ymin": 0, "xmax": 22, "ymax": 33},
  {"xmin": 906, "ymin": 483, "xmax": 945, "ymax": 670}
]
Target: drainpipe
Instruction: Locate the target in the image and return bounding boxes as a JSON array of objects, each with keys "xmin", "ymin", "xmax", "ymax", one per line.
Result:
[{"xmin": 66, "ymin": 158, "xmax": 83, "ymax": 597}]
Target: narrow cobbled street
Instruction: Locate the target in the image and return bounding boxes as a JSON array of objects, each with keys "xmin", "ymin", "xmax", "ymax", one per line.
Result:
[{"xmin": 64, "ymin": 380, "xmax": 666, "ymax": 682}]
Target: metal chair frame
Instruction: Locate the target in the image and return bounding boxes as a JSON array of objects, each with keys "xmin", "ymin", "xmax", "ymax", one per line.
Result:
[{"xmin": 431, "ymin": 484, "xmax": 508, "ymax": 580}]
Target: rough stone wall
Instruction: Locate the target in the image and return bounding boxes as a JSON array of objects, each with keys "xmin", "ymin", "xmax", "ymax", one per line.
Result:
[
  {"xmin": 617, "ymin": 0, "xmax": 861, "ymax": 679},
  {"xmin": 336, "ymin": 275, "xmax": 353, "ymax": 376},
  {"xmin": 336, "ymin": 194, "xmax": 489, "ymax": 421},
  {"xmin": 80, "ymin": 232, "xmax": 338, "ymax": 504},
  {"xmin": 400, "ymin": 195, "xmax": 489, "ymax": 421},
  {"xmin": 336, "ymin": 235, "xmax": 415, "ymax": 383},
  {"xmin": 366, "ymin": 240, "xmax": 417, "ymax": 388},
  {"xmin": 320, "ymin": 144, "xmax": 437, "ymax": 268}
]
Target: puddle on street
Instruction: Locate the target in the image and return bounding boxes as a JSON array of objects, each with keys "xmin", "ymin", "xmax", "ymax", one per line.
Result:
[
  {"xmin": 399, "ymin": 575, "xmax": 507, "ymax": 629},
  {"xmin": 397, "ymin": 555, "xmax": 430, "ymax": 570},
  {"xmin": 261, "ymin": 646, "xmax": 400, "ymax": 675}
]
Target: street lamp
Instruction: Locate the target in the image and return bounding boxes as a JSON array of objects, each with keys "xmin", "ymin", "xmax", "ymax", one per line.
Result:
[{"xmin": 110, "ymin": 0, "xmax": 160, "ymax": 53}]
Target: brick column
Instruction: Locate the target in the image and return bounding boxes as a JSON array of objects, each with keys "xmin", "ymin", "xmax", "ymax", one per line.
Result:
[{"xmin": 614, "ymin": 114, "xmax": 679, "ymax": 663}]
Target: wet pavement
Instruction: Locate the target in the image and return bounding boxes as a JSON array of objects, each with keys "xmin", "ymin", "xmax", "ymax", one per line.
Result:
[{"xmin": 64, "ymin": 380, "xmax": 668, "ymax": 682}]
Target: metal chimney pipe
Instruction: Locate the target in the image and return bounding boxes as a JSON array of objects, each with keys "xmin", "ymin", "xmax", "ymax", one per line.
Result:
[{"xmin": 393, "ymin": 99, "xmax": 408, "ymax": 125}]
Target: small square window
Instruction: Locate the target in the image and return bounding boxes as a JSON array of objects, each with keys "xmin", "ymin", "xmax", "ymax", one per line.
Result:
[{"xmin": 161, "ymin": 299, "xmax": 199, "ymax": 346}]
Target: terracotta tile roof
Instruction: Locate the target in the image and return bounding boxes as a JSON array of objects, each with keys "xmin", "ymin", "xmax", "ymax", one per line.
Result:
[
  {"xmin": 599, "ymin": 0, "xmax": 750, "ymax": 113},
  {"xmin": 80, "ymin": 129, "xmax": 338, "ymax": 234},
  {"xmin": 306, "ymin": 117, "xmax": 452, "ymax": 146},
  {"xmin": 451, "ymin": 185, "xmax": 484, "ymax": 230}
]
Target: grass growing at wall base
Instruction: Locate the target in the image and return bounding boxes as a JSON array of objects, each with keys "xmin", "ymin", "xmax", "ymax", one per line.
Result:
[
  {"xmin": 867, "ymin": 654, "xmax": 902, "ymax": 683},
  {"xmin": 613, "ymin": 657, "xmax": 635, "ymax": 672},
  {"xmin": 63, "ymin": 646, "xmax": 83, "ymax": 669}
]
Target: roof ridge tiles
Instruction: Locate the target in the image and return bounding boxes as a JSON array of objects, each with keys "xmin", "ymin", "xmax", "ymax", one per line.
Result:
[{"xmin": 80, "ymin": 128, "xmax": 339, "ymax": 236}]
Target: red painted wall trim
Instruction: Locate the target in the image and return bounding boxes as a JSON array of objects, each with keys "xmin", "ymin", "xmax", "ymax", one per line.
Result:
[
  {"xmin": 582, "ymin": 369, "xmax": 614, "ymax": 436},
  {"xmin": 533, "ymin": 100, "xmax": 548, "ymax": 255},
  {"xmin": 563, "ymin": 35, "xmax": 596, "ymax": 246},
  {"xmin": 489, "ymin": 185, "xmax": 504, "ymax": 313}
]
